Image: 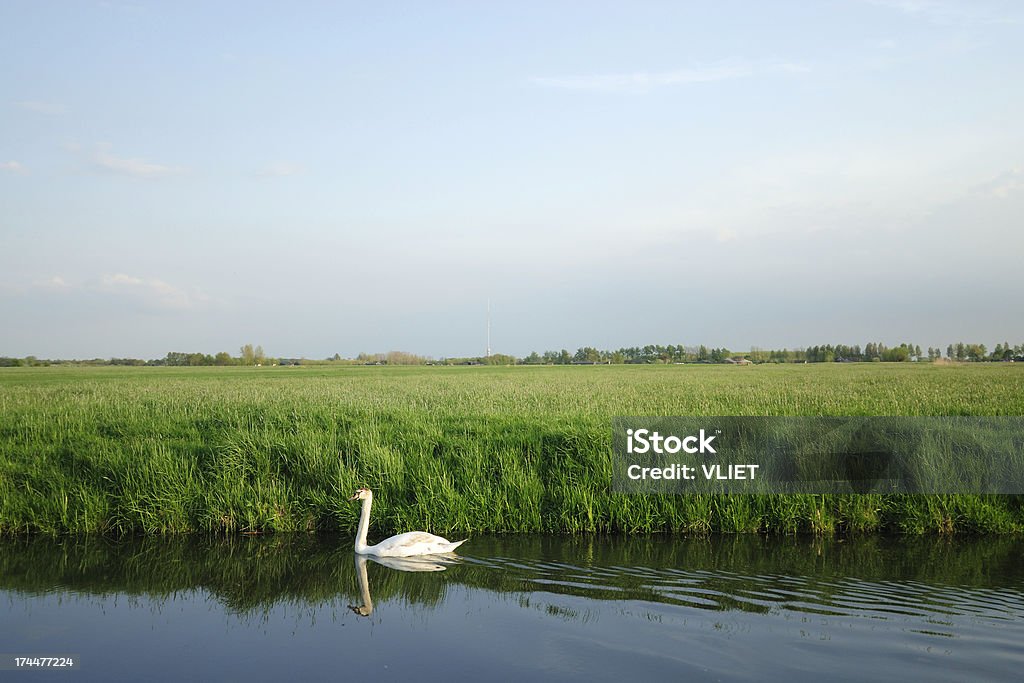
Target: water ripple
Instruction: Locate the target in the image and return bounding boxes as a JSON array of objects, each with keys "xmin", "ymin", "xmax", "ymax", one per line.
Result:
[{"xmin": 467, "ymin": 552, "xmax": 1024, "ymax": 626}]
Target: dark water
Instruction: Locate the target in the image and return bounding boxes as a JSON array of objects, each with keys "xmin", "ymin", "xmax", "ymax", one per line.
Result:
[{"xmin": 2, "ymin": 535, "xmax": 1022, "ymax": 682}]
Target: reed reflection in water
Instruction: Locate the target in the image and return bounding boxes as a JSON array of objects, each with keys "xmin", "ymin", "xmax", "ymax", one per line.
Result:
[{"xmin": 1, "ymin": 534, "xmax": 1022, "ymax": 682}]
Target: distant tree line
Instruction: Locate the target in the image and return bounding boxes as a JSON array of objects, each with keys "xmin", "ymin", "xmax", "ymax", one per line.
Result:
[
  {"xmin": 514, "ymin": 341, "xmax": 1024, "ymax": 365},
  {"xmin": 355, "ymin": 351, "xmax": 431, "ymax": 366},
  {"xmin": 0, "ymin": 344, "xmax": 271, "ymax": 367},
  {"xmin": 3, "ymin": 340, "xmax": 1022, "ymax": 368},
  {"xmin": 345, "ymin": 341, "xmax": 1024, "ymax": 366},
  {"xmin": 518, "ymin": 345, "xmax": 737, "ymax": 365},
  {"xmin": 144, "ymin": 344, "xmax": 271, "ymax": 367}
]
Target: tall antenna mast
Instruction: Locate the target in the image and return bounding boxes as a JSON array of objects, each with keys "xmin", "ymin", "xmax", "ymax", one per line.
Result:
[{"xmin": 486, "ymin": 299, "xmax": 491, "ymax": 358}]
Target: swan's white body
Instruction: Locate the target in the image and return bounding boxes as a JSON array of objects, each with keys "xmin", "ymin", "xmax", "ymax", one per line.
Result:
[{"xmin": 350, "ymin": 488, "xmax": 466, "ymax": 557}]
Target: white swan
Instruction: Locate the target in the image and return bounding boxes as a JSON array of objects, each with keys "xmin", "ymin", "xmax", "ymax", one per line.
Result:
[{"xmin": 349, "ymin": 487, "xmax": 467, "ymax": 557}]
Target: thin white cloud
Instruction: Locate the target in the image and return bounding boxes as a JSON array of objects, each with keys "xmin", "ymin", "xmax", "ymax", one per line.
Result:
[
  {"xmin": 98, "ymin": 273, "xmax": 210, "ymax": 310},
  {"xmin": 716, "ymin": 228, "xmax": 739, "ymax": 243},
  {"xmin": 862, "ymin": 0, "xmax": 1020, "ymax": 25},
  {"xmin": 32, "ymin": 275, "xmax": 71, "ymax": 290},
  {"xmin": 972, "ymin": 168, "xmax": 1023, "ymax": 198},
  {"xmin": 530, "ymin": 60, "xmax": 810, "ymax": 94},
  {"xmin": 90, "ymin": 143, "xmax": 183, "ymax": 179},
  {"xmin": 15, "ymin": 100, "xmax": 66, "ymax": 115},
  {"xmin": 1, "ymin": 160, "xmax": 26, "ymax": 174},
  {"xmin": 26, "ymin": 273, "xmax": 212, "ymax": 311},
  {"xmin": 256, "ymin": 161, "xmax": 304, "ymax": 177}
]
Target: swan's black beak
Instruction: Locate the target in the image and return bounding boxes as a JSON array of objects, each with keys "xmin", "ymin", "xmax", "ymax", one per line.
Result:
[{"xmin": 348, "ymin": 492, "xmax": 360, "ymax": 501}]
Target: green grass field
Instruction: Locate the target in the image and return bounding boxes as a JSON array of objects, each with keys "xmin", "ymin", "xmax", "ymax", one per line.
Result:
[{"xmin": 1, "ymin": 363, "xmax": 1022, "ymax": 535}]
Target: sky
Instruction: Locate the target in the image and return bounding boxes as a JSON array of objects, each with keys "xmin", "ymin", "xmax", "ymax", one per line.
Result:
[{"xmin": 2, "ymin": 0, "xmax": 1023, "ymax": 359}]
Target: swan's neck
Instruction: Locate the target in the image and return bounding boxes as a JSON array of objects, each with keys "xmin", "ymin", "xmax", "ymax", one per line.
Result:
[
  {"xmin": 355, "ymin": 493, "xmax": 373, "ymax": 553},
  {"xmin": 353, "ymin": 555, "xmax": 373, "ymax": 615}
]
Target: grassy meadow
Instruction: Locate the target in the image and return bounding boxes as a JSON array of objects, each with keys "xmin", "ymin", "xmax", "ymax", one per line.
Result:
[{"xmin": 1, "ymin": 363, "xmax": 1022, "ymax": 536}]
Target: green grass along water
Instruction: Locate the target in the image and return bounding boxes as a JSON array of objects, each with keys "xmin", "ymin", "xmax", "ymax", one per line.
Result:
[{"xmin": 1, "ymin": 363, "xmax": 1022, "ymax": 535}]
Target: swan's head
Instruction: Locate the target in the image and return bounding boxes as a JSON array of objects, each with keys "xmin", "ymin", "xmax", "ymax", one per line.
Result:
[
  {"xmin": 348, "ymin": 603, "xmax": 373, "ymax": 617},
  {"xmin": 349, "ymin": 487, "xmax": 372, "ymax": 501}
]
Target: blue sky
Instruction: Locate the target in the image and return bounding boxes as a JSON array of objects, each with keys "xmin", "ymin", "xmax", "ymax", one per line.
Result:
[{"xmin": 2, "ymin": 1, "xmax": 1022, "ymax": 359}]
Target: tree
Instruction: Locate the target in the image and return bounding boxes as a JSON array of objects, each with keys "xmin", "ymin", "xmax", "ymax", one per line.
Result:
[
  {"xmin": 882, "ymin": 345, "xmax": 910, "ymax": 362},
  {"xmin": 967, "ymin": 343, "xmax": 986, "ymax": 361},
  {"xmin": 573, "ymin": 347, "xmax": 600, "ymax": 363},
  {"xmin": 385, "ymin": 351, "xmax": 427, "ymax": 365},
  {"xmin": 241, "ymin": 344, "xmax": 255, "ymax": 365}
]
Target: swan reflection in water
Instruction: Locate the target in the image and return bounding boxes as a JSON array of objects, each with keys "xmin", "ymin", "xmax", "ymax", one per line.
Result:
[{"xmin": 349, "ymin": 553, "xmax": 461, "ymax": 617}]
